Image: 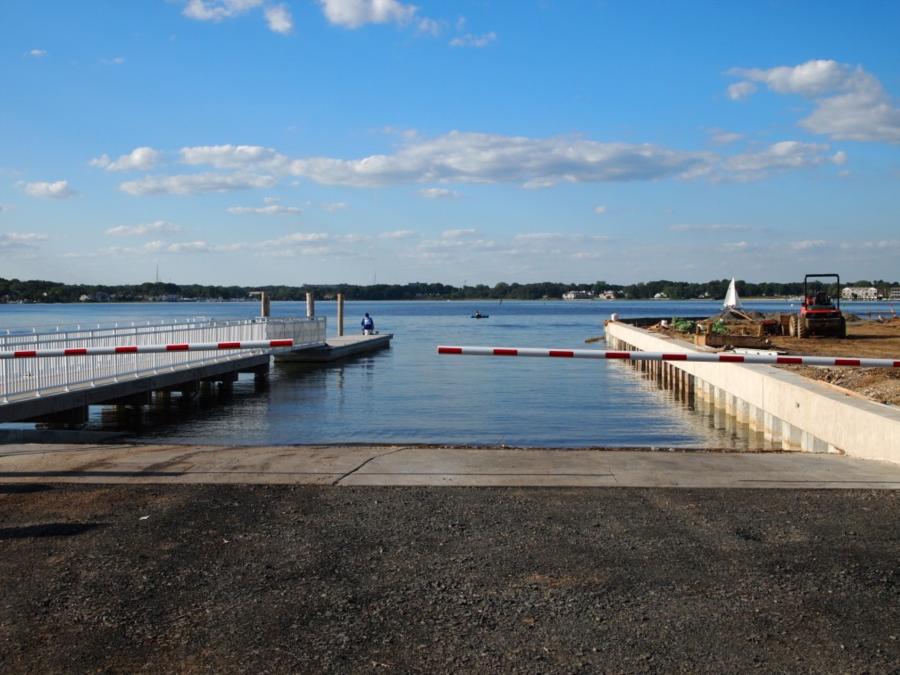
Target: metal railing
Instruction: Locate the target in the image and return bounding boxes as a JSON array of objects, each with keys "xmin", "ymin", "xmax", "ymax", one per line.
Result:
[{"xmin": 0, "ymin": 316, "xmax": 326, "ymax": 403}]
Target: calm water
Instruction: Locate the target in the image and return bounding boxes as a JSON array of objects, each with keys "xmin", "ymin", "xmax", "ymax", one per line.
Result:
[{"xmin": 2, "ymin": 299, "xmax": 896, "ymax": 447}]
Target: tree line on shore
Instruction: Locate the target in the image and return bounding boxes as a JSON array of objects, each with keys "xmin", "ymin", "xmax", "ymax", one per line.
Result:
[{"xmin": 1, "ymin": 277, "xmax": 897, "ymax": 304}]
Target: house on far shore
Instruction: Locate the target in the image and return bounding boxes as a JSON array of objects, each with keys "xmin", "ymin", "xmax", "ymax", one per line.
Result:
[
  {"xmin": 562, "ymin": 290, "xmax": 595, "ymax": 300},
  {"xmin": 653, "ymin": 292, "xmax": 668, "ymax": 299},
  {"xmin": 841, "ymin": 286, "xmax": 879, "ymax": 300},
  {"xmin": 890, "ymin": 287, "xmax": 900, "ymax": 300}
]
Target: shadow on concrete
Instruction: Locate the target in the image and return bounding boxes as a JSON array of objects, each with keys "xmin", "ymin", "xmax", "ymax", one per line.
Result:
[{"xmin": 0, "ymin": 471, "xmax": 183, "ymax": 478}]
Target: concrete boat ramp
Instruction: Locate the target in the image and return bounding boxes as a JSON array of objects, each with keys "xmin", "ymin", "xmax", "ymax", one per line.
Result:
[{"xmin": 2, "ymin": 444, "xmax": 899, "ymax": 488}]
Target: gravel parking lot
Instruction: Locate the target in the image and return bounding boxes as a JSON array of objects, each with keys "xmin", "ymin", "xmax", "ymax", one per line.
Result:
[{"xmin": 1, "ymin": 484, "xmax": 898, "ymax": 673}]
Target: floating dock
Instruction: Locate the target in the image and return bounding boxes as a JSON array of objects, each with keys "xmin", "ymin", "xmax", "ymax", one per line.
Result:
[{"xmin": 277, "ymin": 333, "xmax": 393, "ymax": 363}]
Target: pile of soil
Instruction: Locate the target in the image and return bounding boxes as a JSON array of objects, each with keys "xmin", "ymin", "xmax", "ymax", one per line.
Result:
[
  {"xmin": 768, "ymin": 318, "xmax": 900, "ymax": 407},
  {"xmin": 650, "ymin": 317, "xmax": 900, "ymax": 407}
]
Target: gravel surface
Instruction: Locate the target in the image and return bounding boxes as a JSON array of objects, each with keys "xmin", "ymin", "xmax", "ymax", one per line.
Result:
[{"xmin": 1, "ymin": 484, "xmax": 899, "ymax": 673}]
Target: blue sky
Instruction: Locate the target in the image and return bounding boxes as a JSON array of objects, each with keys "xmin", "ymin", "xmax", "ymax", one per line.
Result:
[{"xmin": 1, "ymin": 0, "xmax": 899, "ymax": 286}]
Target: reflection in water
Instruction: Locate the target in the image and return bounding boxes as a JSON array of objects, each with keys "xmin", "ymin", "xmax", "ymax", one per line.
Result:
[{"xmin": 611, "ymin": 357, "xmax": 780, "ymax": 451}]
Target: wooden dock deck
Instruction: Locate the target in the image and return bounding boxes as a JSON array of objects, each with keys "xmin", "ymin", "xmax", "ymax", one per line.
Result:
[{"xmin": 276, "ymin": 333, "xmax": 393, "ymax": 363}]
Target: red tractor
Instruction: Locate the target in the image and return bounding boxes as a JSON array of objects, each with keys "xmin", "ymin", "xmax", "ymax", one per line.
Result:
[{"xmin": 789, "ymin": 273, "xmax": 846, "ymax": 338}]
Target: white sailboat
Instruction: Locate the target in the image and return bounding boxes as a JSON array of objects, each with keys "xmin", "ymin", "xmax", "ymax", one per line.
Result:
[{"xmin": 723, "ymin": 277, "xmax": 742, "ymax": 309}]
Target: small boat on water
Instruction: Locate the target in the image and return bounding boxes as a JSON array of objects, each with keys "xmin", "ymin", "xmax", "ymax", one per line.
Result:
[{"xmin": 471, "ymin": 312, "xmax": 489, "ymax": 319}]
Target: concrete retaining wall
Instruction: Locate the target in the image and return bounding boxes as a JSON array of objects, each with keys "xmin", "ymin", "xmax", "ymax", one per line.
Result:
[{"xmin": 605, "ymin": 321, "xmax": 900, "ymax": 464}]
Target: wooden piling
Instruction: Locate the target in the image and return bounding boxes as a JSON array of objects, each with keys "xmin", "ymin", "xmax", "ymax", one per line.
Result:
[{"xmin": 337, "ymin": 293, "xmax": 345, "ymax": 337}]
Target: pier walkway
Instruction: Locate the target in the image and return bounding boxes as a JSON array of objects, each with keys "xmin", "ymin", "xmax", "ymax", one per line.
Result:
[
  {"xmin": 276, "ymin": 332, "xmax": 393, "ymax": 363},
  {"xmin": 0, "ymin": 317, "xmax": 326, "ymax": 423}
]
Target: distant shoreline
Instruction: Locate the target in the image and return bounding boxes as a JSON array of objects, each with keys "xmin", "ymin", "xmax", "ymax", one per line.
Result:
[{"xmin": 3, "ymin": 277, "xmax": 898, "ymax": 305}]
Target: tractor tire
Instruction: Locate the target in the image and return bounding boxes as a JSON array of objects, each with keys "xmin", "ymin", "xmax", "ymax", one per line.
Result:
[
  {"xmin": 838, "ymin": 317, "xmax": 847, "ymax": 339},
  {"xmin": 789, "ymin": 315, "xmax": 798, "ymax": 337},
  {"xmin": 797, "ymin": 317, "xmax": 808, "ymax": 338}
]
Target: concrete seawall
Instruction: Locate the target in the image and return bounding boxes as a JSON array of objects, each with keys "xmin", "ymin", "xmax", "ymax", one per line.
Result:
[{"xmin": 605, "ymin": 321, "xmax": 900, "ymax": 463}]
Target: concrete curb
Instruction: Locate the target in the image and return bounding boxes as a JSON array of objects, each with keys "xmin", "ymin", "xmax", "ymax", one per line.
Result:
[{"xmin": 1, "ymin": 444, "xmax": 899, "ymax": 488}]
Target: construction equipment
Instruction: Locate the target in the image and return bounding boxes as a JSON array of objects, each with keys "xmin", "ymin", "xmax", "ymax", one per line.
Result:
[{"xmin": 789, "ymin": 274, "xmax": 846, "ymax": 338}]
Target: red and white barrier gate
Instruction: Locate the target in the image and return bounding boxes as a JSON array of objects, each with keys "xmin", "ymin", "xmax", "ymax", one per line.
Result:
[
  {"xmin": 1, "ymin": 339, "xmax": 295, "ymax": 360},
  {"xmin": 437, "ymin": 346, "xmax": 900, "ymax": 368}
]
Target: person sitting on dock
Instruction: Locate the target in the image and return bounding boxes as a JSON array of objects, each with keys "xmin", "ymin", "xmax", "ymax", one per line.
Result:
[{"xmin": 361, "ymin": 312, "xmax": 375, "ymax": 335}]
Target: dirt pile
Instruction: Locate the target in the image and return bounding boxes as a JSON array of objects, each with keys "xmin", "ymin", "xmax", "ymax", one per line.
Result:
[
  {"xmin": 768, "ymin": 318, "xmax": 900, "ymax": 407},
  {"xmin": 648, "ymin": 317, "xmax": 900, "ymax": 407}
]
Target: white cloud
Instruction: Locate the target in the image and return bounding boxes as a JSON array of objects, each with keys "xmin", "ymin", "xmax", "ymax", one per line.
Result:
[
  {"xmin": 670, "ymin": 223, "xmax": 750, "ymax": 233},
  {"xmin": 720, "ymin": 241, "xmax": 755, "ymax": 252},
  {"xmin": 727, "ymin": 81, "xmax": 757, "ymax": 101},
  {"xmin": 321, "ymin": 202, "xmax": 348, "ymax": 212},
  {"xmin": 504, "ymin": 233, "xmax": 611, "ymax": 265},
  {"xmin": 413, "ymin": 237, "xmax": 499, "ymax": 262},
  {"xmin": 131, "ymin": 130, "xmax": 840, "ymax": 198},
  {"xmin": 724, "ymin": 141, "xmax": 832, "ymax": 179},
  {"xmin": 319, "ymin": 0, "xmax": 419, "ymax": 28},
  {"xmin": 120, "ymin": 173, "xmax": 277, "ymax": 195},
  {"xmin": 731, "ymin": 60, "xmax": 848, "ymax": 97},
  {"xmin": 260, "ymin": 245, "xmax": 334, "ymax": 258},
  {"xmin": 177, "ymin": 134, "xmax": 712, "ymax": 188},
  {"xmin": 334, "ymin": 233, "xmax": 370, "ymax": 243},
  {"xmin": 378, "ymin": 229, "xmax": 416, "ymax": 239},
  {"xmin": 87, "ymin": 240, "xmax": 246, "ymax": 257},
  {"xmin": 105, "ymin": 221, "xmax": 182, "ymax": 237},
  {"xmin": 840, "ymin": 239, "xmax": 900, "ymax": 251},
  {"xmin": 441, "ymin": 228, "xmax": 477, "ymax": 239},
  {"xmin": 101, "ymin": 56, "xmax": 126, "ymax": 65},
  {"xmin": 789, "ymin": 239, "xmax": 830, "ymax": 251},
  {"xmin": 513, "ymin": 233, "xmax": 568, "ymax": 242},
  {"xmin": 90, "ymin": 147, "xmax": 160, "ymax": 172},
  {"xmin": 259, "ymin": 232, "xmax": 330, "ymax": 248},
  {"xmin": 180, "ymin": 144, "xmax": 285, "ymax": 169},
  {"xmin": 831, "ymin": 150, "xmax": 848, "ymax": 165},
  {"xmin": 708, "ymin": 129, "xmax": 743, "ymax": 145},
  {"xmin": 183, "ymin": 0, "xmax": 292, "ymax": 34},
  {"xmin": 728, "ymin": 59, "xmax": 900, "ymax": 143},
  {"xmin": 183, "ymin": 0, "xmax": 264, "ymax": 21},
  {"xmin": 419, "ymin": 187, "xmax": 459, "ymax": 199},
  {"xmin": 18, "ymin": 180, "xmax": 76, "ymax": 199},
  {"xmin": 417, "ymin": 17, "xmax": 441, "ymax": 36},
  {"xmin": 253, "ymin": 230, "xmax": 374, "ymax": 259},
  {"xmin": 512, "ymin": 233, "xmax": 607, "ymax": 244},
  {"xmin": 264, "ymin": 4, "xmax": 293, "ymax": 34},
  {"xmin": 593, "ymin": 205, "xmax": 607, "ymax": 215},
  {"xmin": 0, "ymin": 232, "xmax": 48, "ymax": 249},
  {"xmin": 450, "ymin": 32, "xmax": 496, "ymax": 48},
  {"xmin": 227, "ymin": 204, "xmax": 301, "ymax": 215},
  {"xmin": 167, "ymin": 240, "xmax": 243, "ymax": 253},
  {"xmin": 284, "ymin": 131, "xmax": 715, "ymax": 187},
  {"xmin": 27, "ymin": 49, "xmax": 47, "ymax": 58}
]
